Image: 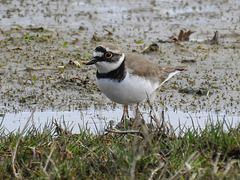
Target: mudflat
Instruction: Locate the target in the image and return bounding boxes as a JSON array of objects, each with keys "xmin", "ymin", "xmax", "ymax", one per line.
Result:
[{"xmin": 0, "ymin": 0, "xmax": 240, "ymax": 115}]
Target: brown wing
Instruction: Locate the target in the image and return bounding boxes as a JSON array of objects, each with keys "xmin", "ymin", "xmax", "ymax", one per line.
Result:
[
  {"xmin": 125, "ymin": 53, "xmax": 187, "ymax": 83},
  {"xmin": 157, "ymin": 65, "xmax": 188, "ymax": 82}
]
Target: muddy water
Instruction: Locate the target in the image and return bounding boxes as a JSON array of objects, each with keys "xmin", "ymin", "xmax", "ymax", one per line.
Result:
[{"xmin": 0, "ymin": 0, "xmax": 240, "ymax": 132}]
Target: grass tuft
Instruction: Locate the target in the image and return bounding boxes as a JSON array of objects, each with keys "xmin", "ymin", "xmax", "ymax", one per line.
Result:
[{"xmin": 0, "ymin": 113, "xmax": 240, "ymax": 179}]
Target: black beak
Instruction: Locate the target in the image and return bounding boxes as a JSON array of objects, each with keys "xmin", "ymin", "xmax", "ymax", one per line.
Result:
[{"xmin": 86, "ymin": 58, "xmax": 97, "ymax": 65}]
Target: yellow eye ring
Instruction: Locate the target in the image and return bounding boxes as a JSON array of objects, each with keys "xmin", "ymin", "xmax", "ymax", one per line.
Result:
[{"xmin": 105, "ymin": 52, "xmax": 112, "ymax": 59}]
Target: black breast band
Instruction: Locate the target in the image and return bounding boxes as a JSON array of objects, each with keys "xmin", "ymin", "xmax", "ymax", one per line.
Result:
[{"xmin": 97, "ymin": 60, "xmax": 126, "ymax": 82}]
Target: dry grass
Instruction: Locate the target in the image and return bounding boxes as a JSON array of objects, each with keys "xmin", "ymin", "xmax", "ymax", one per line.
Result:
[{"xmin": 0, "ymin": 110, "xmax": 240, "ymax": 179}]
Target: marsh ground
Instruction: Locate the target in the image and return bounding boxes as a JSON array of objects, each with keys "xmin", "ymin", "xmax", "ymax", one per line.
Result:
[
  {"xmin": 1, "ymin": 1, "xmax": 240, "ymax": 179},
  {"xmin": 0, "ymin": 0, "xmax": 240, "ymax": 122}
]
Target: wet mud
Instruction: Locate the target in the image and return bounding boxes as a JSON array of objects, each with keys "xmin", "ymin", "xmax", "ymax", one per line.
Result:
[{"xmin": 0, "ymin": 0, "xmax": 240, "ymax": 116}]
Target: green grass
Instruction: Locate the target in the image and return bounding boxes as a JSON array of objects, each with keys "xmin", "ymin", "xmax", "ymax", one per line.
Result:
[{"xmin": 0, "ymin": 115, "xmax": 240, "ymax": 179}]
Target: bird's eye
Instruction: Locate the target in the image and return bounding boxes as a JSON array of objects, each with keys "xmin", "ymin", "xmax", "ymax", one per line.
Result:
[{"xmin": 105, "ymin": 52, "xmax": 112, "ymax": 59}]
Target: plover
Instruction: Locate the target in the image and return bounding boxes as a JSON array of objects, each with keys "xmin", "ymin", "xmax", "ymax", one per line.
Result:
[{"xmin": 87, "ymin": 44, "xmax": 187, "ymax": 120}]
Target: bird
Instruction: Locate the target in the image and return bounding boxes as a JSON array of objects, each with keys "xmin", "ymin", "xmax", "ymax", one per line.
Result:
[{"xmin": 86, "ymin": 44, "xmax": 187, "ymax": 120}]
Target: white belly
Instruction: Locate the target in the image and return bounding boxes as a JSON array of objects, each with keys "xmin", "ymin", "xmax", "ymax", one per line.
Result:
[{"xmin": 96, "ymin": 73, "xmax": 159, "ymax": 105}]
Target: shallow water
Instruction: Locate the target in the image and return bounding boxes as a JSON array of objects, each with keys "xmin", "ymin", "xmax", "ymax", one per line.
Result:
[{"xmin": 1, "ymin": 106, "xmax": 239, "ymax": 134}]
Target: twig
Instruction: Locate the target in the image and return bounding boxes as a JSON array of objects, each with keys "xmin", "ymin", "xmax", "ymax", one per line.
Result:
[
  {"xmin": 78, "ymin": 140, "xmax": 99, "ymax": 160},
  {"xmin": 169, "ymin": 152, "xmax": 198, "ymax": 180},
  {"xmin": 43, "ymin": 142, "xmax": 57, "ymax": 178},
  {"xmin": 223, "ymin": 160, "xmax": 238, "ymax": 177},
  {"xmin": 148, "ymin": 163, "xmax": 164, "ymax": 180},
  {"xmin": 158, "ymin": 162, "xmax": 169, "ymax": 180},
  {"xmin": 130, "ymin": 107, "xmax": 145, "ymax": 180},
  {"xmin": 12, "ymin": 108, "xmax": 36, "ymax": 180},
  {"xmin": 146, "ymin": 93, "xmax": 159, "ymax": 127},
  {"xmin": 104, "ymin": 28, "xmax": 113, "ymax": 35},
  {"xmin": 48, "ymin": 158, "xmax": 61, "ymax": 178},
  {"xmin": 130, "ymin": 154, "xmax": 141, "ymax": 180},
  {"xmin": 44, "ymin": 143, "xmax": 55, "ymax": 170},
  {"xmin": 213, "ymin": 153, "xmax": 221, "ymax": 174},
  {"xmin": 130, "ymin": 136, "xmax": 142, "ymax": 180}
]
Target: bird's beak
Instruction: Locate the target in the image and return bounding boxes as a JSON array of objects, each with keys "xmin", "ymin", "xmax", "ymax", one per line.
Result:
[{"xmin": 86, "ymin": 58, "xmax": 97, "ymax": 65}]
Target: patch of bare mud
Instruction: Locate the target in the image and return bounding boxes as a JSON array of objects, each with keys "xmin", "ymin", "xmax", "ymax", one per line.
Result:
[{"xmin": 0, "ymin": 0, "xmax": 240, "ymax": 116}]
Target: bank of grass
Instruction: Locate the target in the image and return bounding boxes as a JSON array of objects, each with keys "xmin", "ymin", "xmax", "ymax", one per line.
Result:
[{"xmin": 0, "ymin": 115, "xmax": 240, "ymax": 179}]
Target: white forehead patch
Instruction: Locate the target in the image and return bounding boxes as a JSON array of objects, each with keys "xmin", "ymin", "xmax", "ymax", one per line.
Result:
[
  {"xmin": 105, "ymin": 47, "xmax": 120, "ymax": 54},
  {"xmin": 93, "ymin": 51, "xmax": 104, "ymax": 57}
]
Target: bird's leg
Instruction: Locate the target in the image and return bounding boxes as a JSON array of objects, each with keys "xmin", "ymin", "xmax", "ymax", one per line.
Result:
[
  {"xmin": 125, "ymin": 105, "xmax": 129, "ymax": 118},
  {"xmin": 121, "ymin": 105, "xmax": 129, "ymax": 121}
]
